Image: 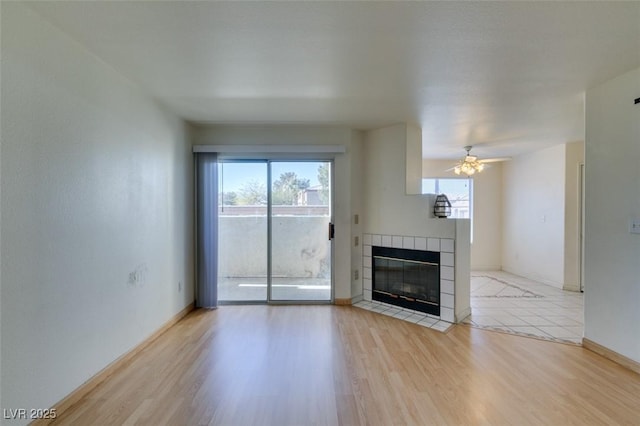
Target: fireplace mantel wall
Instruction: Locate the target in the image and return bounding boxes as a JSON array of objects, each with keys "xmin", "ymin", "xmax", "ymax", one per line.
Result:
[
  {"xmin": 358, "ymin": 124, "xmax": 471, "ymax": 322},
  {"xmin": 359, "ymin": 219, "xmax": 471, "ymax": 323}
]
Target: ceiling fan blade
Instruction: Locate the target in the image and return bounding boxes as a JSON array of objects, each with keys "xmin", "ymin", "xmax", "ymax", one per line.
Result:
[{"xmin": 480, "ymin": 157, "xmax": 511, "ymax": 163}]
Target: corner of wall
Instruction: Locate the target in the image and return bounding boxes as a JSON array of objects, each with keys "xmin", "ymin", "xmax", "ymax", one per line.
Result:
[
  {"xmin": 454, "ymin": 219, "xmax": 471, "ymax": 321},
  {"xmin": 584, "ymin": 66, "xmax": 640, "ymax": 363},
  {"xmin": 1, "ymin": 3, "xmax": 194, "ymax": 414},
  {"xmin": 350, "ymin": 130, "xmax": 365, "ymax": 298},
  {"xmin": 405, "ymin": 124, "xmax": 423, "ymax": 195}
]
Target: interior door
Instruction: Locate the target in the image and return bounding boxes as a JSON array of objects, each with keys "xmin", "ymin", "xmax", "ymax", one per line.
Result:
[{"xmin": 270, "ymin": 161, "xmax": 333, "ymax": 302}]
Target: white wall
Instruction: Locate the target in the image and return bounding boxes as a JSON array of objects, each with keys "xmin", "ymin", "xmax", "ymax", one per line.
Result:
[
  {"xmin": 584, "ymin": 67, "xmax": 640, "ymax": 363},
  {"xmin": 362, "ymin": 124, "xmax": 435, "ymax": 236},
  {"xmin": 423, "ymin": 159, "xmax": 504, "ymax": 270},
  {"xmin": 349, "ymin": 130, "xmax": 364, "ymax": 299},
  {"xmin": 472, "ymin": 163, "xmax": 504, "ymax": 271},
  {"xmin": 502, "ymin": 145, "xmax": 566, "ymax": 287},
  {"xmin": 190, "ymin": 124, "xmax": 359, "ymax": 300},
  {"xmin": 1, "ymin": 4, "xmax": 193, "ymax": 422}
]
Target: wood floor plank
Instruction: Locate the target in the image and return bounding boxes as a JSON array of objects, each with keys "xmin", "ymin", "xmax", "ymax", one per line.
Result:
[{"xmin": 50, "ymin": 305, "xmax": 640, "ymax": 425}]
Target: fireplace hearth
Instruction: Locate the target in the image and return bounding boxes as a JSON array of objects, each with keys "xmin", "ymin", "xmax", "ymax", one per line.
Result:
[
  {"xmin": 362, "ymin": 231, "xmax": 467, "ymax": 325},
  {"xmin": 372, "ymin": 246, "xmax": 440, "ymax": 316}
]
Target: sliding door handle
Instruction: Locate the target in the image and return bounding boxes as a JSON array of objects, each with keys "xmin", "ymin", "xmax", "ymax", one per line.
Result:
[{"xmin": 328, "ymin": 222, "xmax": 335, "ymax": 240}]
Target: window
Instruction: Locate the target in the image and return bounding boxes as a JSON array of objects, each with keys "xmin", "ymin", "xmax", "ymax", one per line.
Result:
[{"xmin": 422, "ymin": 178, "xmax": 473, "ymax": 239}]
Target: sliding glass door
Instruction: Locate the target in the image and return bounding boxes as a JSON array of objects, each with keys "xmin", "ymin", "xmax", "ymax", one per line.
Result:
[
  {"xmin": 218, "ymin": 160, "xmax": 332, "ymax": 303},
  {"xmin": 218, "ymin": 162, "xmax": 268, "ymax": 302},
  {"xmin": 270, "ymin": 162, "xmax": 332, "ymax": 301}
]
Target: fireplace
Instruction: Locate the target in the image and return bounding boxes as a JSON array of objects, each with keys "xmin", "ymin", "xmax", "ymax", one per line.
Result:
[{"xmin": 372, "ymin": 246, "xmax": 440, "ymax": 316}]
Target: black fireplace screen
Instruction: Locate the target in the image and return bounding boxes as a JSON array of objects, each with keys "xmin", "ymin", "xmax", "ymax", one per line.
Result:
[{"xmin": 372, "ymin": 246, "xmax": 440, "ymax": 316}]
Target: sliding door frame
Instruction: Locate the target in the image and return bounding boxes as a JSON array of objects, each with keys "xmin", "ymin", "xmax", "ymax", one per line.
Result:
[
  {"xmin": 267, "ymin": 162, "xmax": 273, "ymax": 302},
  {"xmin": 217, "ymin": 156, "xmax": 335, "ymax": 305}
]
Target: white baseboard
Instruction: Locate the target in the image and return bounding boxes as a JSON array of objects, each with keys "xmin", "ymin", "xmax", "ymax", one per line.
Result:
[
  {"xmin": 563, "ymin": 283, "xmax": 581, "ymax": 292},
  {"xmin": 455, "ymin": 307, "xmax": 472, "ymax": 323},
  {"xmin": 31, "ymin": 302, "xmax": 195, "ymax": 425},
  {"xmin": 470, "ymin": 266, "xmax": 502, "ymax": 272},
  {"xmin": 583, "ymin": 338, "xmax": 640, "ymax": 374},
  {"xmin": 500, "ymin": 267, "xmax": 564, "ymax": 289}
]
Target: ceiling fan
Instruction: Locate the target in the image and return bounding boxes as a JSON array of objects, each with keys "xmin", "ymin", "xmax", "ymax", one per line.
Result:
[{"xmin": 448, "ymin": 145, "xmax": 511, "ymax": 176}]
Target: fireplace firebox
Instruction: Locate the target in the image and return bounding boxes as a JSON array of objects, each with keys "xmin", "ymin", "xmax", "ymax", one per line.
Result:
[{"xmin": 372, "ymin": 246, "xmax": 440, "ymax": 316}]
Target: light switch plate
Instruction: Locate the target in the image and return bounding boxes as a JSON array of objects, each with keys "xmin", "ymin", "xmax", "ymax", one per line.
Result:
[{"xmin": 630, "ymin": 218, "xmax": 640, "ymax": 234}]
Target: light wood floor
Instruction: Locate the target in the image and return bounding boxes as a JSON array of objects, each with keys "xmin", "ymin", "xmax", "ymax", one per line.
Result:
[{"xmin": 53, "ymin": 305, "xmax": 640, "ymax": 425}]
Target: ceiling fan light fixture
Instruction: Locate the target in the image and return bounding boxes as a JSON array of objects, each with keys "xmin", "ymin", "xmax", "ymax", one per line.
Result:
[
  {"xmin": 454, "ymin": 158, "xmax": 482, "ymax": 176},
  {"xmin": 448, "ymin": 145, "xmax": 510, "ymax": 176},
  {"xmin": 453, "ymin": 146, "xmax": 485, "ymax": 176}
]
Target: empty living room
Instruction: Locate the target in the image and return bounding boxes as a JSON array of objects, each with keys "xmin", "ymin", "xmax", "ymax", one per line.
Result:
[{"xmin": 1, "ymin": 1, "xmax": 639, "ymax": 425}]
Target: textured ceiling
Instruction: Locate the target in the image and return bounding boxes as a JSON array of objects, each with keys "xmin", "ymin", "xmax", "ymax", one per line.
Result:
[{"xmin": 27, "ymin": 1, "xmax": 640, "ymax": 158}]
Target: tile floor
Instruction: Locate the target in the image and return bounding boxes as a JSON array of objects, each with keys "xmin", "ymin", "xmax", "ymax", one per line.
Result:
[
  {"xmin": 353, "ymin": 270, "xmax": 584, "ymax": 344},
  {"xmin": 353, "ymin": 300, "xmax": 453, "ymax": 333},
  {"xmin": 463, "ymin": 271, "xmax": 584, "ymax": 344}
]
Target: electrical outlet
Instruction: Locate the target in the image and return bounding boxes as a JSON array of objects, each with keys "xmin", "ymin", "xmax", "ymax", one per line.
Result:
[
  {"xmin": 354, "ymin": 236, "xmax": 359, "ymax": 247},
  {"xmin": 178, "ymin": 281, "xmax": 183, "ymax": 292},
  {"xmin": 354, "ymin": 269, "xmax": 359, "ymax": 280},
  {"xmin": 354, "ymin": 214, "xmax": 359, "ymax": 225},
  {"xmin": 128, "ymin": 271, "xmax": 137, "ymax": 286},
  {"xmin": 630, "ymin": 218, "xmax": 640, "ymax": 234},
  {"xmin": 127, "ymin": 264, "xmax": 148, "ymax": 288}
]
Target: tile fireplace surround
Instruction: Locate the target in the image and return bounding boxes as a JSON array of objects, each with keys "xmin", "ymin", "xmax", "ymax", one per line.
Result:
[{"xmin": 361, "ymin": 233, "xmax": 457, "ymax": 324}]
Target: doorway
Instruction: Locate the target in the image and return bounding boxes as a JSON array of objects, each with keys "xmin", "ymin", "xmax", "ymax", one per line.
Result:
[{"xmin": 217, "ymin": 160, "xmax": 333, "ymax": 303}]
